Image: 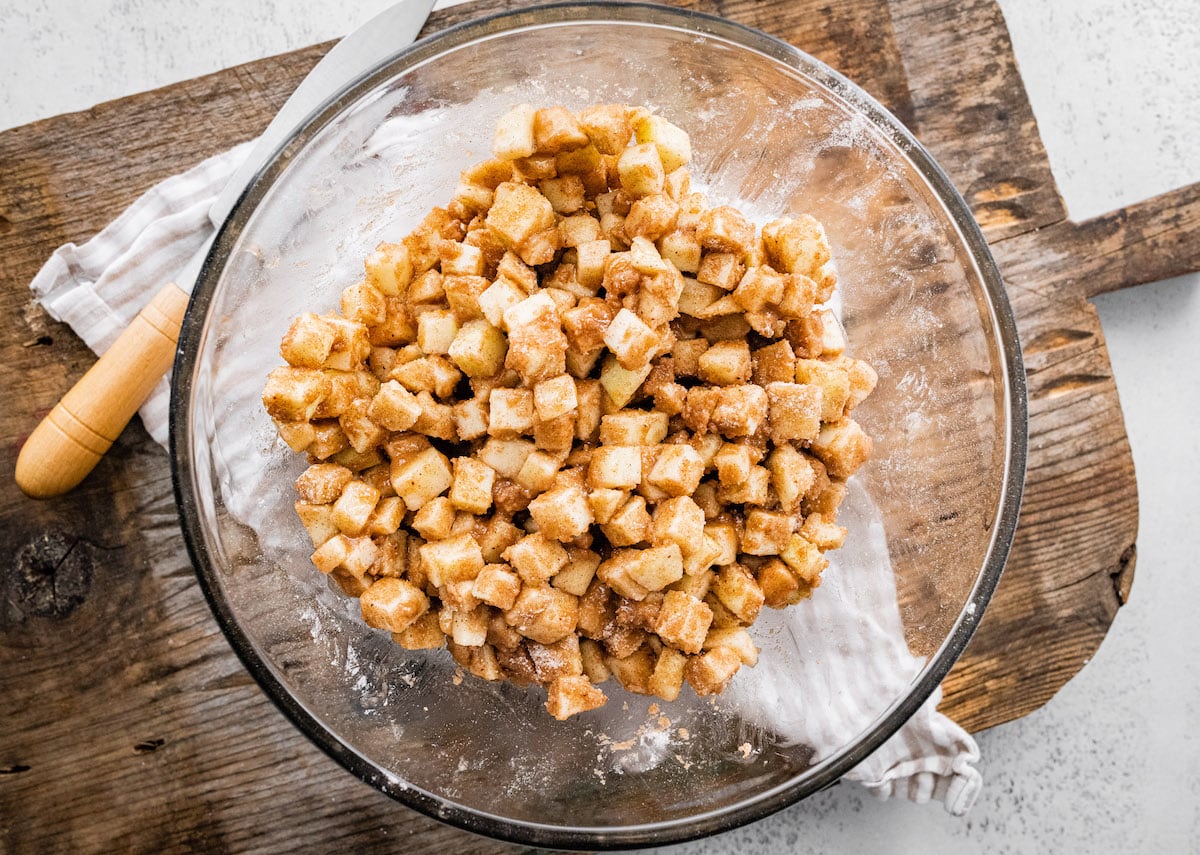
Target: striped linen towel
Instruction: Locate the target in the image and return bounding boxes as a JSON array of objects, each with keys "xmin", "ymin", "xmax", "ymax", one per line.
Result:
[{"xmin": 28, "ymin": 142, "xmax": 982, "ymax": 815}]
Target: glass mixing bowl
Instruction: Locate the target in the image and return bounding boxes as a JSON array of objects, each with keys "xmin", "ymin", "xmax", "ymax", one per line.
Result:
[{"xmin": 171, "ymin": 3, "xmax": 1026, "ymax": 848}]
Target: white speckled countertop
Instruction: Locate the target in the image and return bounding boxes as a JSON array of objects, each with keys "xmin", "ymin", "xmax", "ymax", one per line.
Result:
[{"xmin": 2, "ymin": 1, "xmax": 1197, "ymax": 851}]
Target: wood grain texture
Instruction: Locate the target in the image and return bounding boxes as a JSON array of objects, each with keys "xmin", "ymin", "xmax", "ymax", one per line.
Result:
[
  {"xmin": 15, "ymin": 282, "xmax": 190, "ymax": 498},
  {"xmin": 888, "ymin": 0, "xmax": 1068, "ymax": 241},
  {"xmin": 907, "ymin": 0, "xmax": 1192, "ymax": 731},
  {"xmin": 996, "ymin": 180, "xmax": 1200, "ymax": 299},
  {"xmin": 1, "ymin": 0, "xmax": 1196, "ymax": 850}
]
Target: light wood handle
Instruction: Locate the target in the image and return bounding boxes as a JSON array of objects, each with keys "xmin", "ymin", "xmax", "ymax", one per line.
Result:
[{"xmin": 16, "ymin": 283, "xmax": 191, "ymax": 499}]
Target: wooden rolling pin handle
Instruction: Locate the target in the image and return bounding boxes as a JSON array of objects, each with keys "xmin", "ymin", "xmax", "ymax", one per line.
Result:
[{"xmin": 15, "ymin": 282, "xmax": 191, "ymax": 499}]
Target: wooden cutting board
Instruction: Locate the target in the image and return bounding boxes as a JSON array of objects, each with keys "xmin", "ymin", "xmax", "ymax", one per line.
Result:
[{"xmin": 1, "ymin": 0, "xmax": 1196, "ymax": 851}]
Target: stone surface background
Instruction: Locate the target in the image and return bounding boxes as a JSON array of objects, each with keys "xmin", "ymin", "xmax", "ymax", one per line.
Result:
[{"xmin": 1, "ymin": 1, "xmax": 1197, "ymax": 851}]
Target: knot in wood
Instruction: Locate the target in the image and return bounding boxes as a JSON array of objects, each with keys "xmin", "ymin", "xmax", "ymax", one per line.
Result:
[{"xmin": 13, "ymin": 530, "xmax": 94, "ymax": 618}]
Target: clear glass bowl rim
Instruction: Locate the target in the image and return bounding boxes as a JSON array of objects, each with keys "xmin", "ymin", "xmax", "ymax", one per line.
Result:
[{"xmin": 170, "ymin": 2, "xmax": 1028, "ymax": 848}]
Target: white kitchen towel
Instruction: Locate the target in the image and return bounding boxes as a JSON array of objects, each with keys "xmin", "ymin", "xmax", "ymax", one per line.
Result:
[{"xmin": 27, "ymin": 142, "xmax": 982, "ymax": 815}]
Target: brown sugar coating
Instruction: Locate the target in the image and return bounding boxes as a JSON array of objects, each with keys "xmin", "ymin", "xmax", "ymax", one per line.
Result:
[{"xmin": 262, "ymin": 104, "xmax": 878, "ymax": 720}]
